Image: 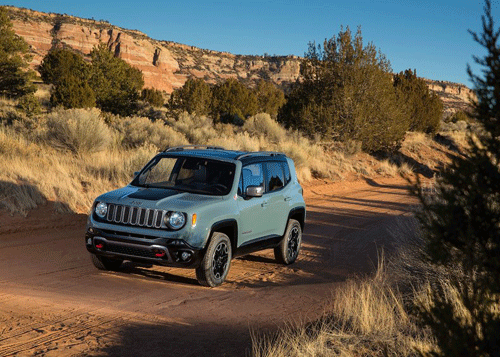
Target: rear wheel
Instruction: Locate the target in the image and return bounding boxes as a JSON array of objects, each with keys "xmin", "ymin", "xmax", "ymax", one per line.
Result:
[
  {"xmin": 90, "ymin": 253, "xmax": 123, "ymax": 271},
  {"xmin": 196, "ymin": 232, "xmax": 232, "ymax": 287},
  {"xmin": 274, "ymin": 219, "xmax": 302, "ymax": 264}
]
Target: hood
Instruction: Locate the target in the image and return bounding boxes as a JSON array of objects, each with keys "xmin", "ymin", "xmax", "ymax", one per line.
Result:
[{"xmin": 96, "ymin": 185, "xmax": 223, "ymax": 210}]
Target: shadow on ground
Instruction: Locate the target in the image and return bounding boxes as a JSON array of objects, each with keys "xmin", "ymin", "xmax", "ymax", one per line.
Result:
[{"xmin": 94, "ymin": 321, "xmax": 253, "ymax": 357}]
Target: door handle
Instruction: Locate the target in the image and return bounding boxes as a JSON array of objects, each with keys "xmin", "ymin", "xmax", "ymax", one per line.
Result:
[
  {"xmin": 284, "ymin": 197, "xmax": 292, "ymax": 201},
  {"xmin": 261, "ymin": 201, "xmax": 269, "ymax": 207}
]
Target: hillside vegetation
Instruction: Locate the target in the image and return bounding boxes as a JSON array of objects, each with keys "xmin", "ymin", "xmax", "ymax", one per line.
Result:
[{"xmin": 2, "ymin": 99, "xmax": 446, "ymax": 215}]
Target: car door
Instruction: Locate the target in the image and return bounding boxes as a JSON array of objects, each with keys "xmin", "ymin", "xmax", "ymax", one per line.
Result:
[
  {"xmin": 263, "ymin": 161, "xmax": 289, "ymax": 236},
  {"xmin": 236, "ymin": 163, "xmax": 269, "ymax": 245}
]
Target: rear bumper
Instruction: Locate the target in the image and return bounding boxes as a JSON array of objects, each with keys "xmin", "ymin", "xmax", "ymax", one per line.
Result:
[{"xmin": 85, "ymin": 227, "xmax": 204, "ymax": 268}]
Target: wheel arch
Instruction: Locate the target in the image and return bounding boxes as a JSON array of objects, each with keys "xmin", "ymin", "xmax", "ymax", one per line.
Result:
[
  {"xmin": 287, "ymin": 207, "xmax": 306, "ymax": 232},
  {"xmin": 210, "ymin": 219, "xmax": 238, "ymax": 254}
]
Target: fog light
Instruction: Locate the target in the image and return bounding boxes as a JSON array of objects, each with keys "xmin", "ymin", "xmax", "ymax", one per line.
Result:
[
  {"xmin": 87, "ymin": 238, "xmax": 92, "ymax": 245},
  {"xmin": 180, "ymin": 251, "xmax": 192, "ymax": 261}
]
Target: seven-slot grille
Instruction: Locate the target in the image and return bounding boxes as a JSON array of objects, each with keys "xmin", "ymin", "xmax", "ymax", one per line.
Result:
[{"xmin": 106, "ymin": 204, "xmax": 166, "ymax": 228}]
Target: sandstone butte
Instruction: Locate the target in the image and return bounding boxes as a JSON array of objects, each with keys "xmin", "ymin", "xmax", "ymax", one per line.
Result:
[{"xmin": 6, "ymin": 5, "xmax": 474, "ymax": 111}]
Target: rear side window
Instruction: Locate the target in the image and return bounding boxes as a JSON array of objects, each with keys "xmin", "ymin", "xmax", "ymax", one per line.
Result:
[
  {"xmin": 266, "ymin": 162, "xmax": 285, "ymax": 192},
  {"xmin": 282, "ymin": 162, "xmax": 291, "ymax": 185}
]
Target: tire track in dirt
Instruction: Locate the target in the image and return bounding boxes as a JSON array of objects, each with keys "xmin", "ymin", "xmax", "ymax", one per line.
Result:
[{"xmin": 0, "ymin": 177, "xmax": 417, "ymax": 356}]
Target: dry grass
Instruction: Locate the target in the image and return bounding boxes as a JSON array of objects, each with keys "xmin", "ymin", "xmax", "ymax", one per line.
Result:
[
  {"xmin": 1, "ymin": 103, "xmax": 467, "ymax": 215},
  {"xmin": 45, "ymin": 108, "xmax": 112, "ymax": 155},
  {"xmin": 252, "ymin": 256, "xmax": 434, "ymax": 357}
]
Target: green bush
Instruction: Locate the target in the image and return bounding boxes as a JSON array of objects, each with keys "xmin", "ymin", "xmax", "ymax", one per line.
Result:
[
  {"xmin": 39, "ymin": 48, "xmax": 95, "ymax": 109},
  {"xmin": 211, "ymin": 78, "xmax": 258, "ymax": 122},
  {"xmin": 393, "ymin": 69, "xmax": 443, "ymax": 133},
  {"xmin": 169, "ymin": 78, "xmax": 212, "ymax": 115},
  {"xmin": 45, "ymin": 108, "xmax": 111, "ymax": 155},
  {"xmin": 254, "ymin": 79, "xmax": 286, "ymax": 116},
  {"xmin": 89, "ymin": 43, "xmax": 144, "ymax": 116},
  {"xmin": 447, "ymin": 110, "xmax": 471, "ymax": 123},
  {"xmin": 50, "ymin": 74, "xmax": 96, "ymax": 109},
  {"xmin": 278, "ymin": 27, "xmax": 407, "ymax": 152},
  {"xmin": 17, "ymin": 94, "xmax": 41, "ymax": 117},
  {"xmin": 141, "ymin": 88, "xmax": 164, "ymax": 107},
  {"xmin": 0, "ymin": 7, "xmax": 36, "ymax": 98}
]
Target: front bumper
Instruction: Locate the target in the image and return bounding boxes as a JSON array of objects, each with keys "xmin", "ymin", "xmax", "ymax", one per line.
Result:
[{"xmin": 85, "ymin": 227, "xmax": 204, "ymax": 268}]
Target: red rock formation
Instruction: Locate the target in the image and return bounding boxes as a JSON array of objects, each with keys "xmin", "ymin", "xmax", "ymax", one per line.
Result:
[
  {"xmin": 5, "ymin": 4, "xmax": 473, "ymax": 112},
  {"xmin": 6, "ymin": 6, "xmax": 301, "ymax": 94}
]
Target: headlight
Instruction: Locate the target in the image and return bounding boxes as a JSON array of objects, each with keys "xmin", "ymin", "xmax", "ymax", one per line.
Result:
[
  {"xmin": 95, "ymin": 202, "xmax": 108, "ymax": 218},
  {"xmin": 165, "ymin": 211, "xmax": 186, "ymax": 230}
]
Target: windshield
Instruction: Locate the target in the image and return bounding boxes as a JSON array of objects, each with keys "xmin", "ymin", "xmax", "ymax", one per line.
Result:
[{"xmin": 133, "ymin": 156, "xmax": 236, "ymax": 195}]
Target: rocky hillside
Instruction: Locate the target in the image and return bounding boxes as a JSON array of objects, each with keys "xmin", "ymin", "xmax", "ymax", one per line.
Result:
[{"xmin": 6, "ymin": 5, "xmax": 474, "ymax": 112}]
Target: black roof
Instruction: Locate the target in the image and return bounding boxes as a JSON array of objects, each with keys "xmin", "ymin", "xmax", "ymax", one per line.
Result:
[{"xmin": 161, "ymin": 146, "xmax": 287, "ymax": 164}]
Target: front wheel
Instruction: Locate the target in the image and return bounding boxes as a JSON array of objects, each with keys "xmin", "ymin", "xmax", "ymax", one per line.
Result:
[
  {"xmin": 196, "ymin": 232, "xmax": 232, "ymax": 287},
  {"xmin": 90, "ymin": 253, "xmax": 123, "ymax": 271},
  {"xmin": 274, "ymin": 219, "xmax": 302, "ymax": 265}
]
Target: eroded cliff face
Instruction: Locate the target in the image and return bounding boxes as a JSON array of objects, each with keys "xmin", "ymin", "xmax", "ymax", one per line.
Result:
[
  {"xmin": 6, "ymin": 5, "xmax": 473, "ymax": 112},
  {"xmin": 6, "ymin": 6, "xmax": 301, "ymax": 94}
]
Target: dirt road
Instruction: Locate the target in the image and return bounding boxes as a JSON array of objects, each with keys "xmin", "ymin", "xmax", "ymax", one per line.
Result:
[{"xmin": 0, "ymin": 177, "xmax": 417, "ymax": 357}]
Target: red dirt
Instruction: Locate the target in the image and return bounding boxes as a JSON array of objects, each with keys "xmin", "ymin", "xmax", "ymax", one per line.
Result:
[{"xmin": 0, "ymin": 177, "xmax": 418, "ymax": 357}]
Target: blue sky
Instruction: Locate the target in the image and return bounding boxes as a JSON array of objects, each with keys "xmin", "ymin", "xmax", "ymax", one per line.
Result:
[{"xmin": 5, "ymin": 0, "xmax": 499, "ymax": 87}]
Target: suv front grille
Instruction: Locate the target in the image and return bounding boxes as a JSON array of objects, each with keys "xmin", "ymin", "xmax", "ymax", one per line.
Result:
[{"xmin": 105, "ymin": 204, "xmax": 166, "ymax": 229}]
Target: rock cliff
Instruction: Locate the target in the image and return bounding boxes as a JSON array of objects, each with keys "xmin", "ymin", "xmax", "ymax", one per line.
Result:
[
  {"xmin": 6, "ymin": 6, "xmax": 301, "ymax": 94},
  {"xmin": 6, "ymin": 5, "xmax": 474, "ymax": 112}
]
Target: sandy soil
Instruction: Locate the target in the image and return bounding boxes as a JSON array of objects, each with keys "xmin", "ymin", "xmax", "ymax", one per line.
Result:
[{"xmin": 0, "ymin": 177, "xmax": 419, "ymax": 357}]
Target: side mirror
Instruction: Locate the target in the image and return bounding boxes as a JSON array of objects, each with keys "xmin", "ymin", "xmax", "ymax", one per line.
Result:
[
  {"xmin": 133, "ymin": 171, "xmax": 140, "ymax": 178},
  {"xmin": 246, "ymin": 185, "xmax": 264, "ymax": 198}
]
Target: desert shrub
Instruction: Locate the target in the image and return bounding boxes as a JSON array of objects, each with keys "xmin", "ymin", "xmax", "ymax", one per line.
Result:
[
  {"xmin": 0, "ymin": 7, "xmax": 36, "ymax": 98},
  {"xmin": 394, "ymin": 69, "xmax": 443, "ymax": 134},
  {"xmin": 39, "ymin": 48, "xmax": 89, "ymax": 86},
  {"xmin": 89, "ymin": 43, "xmax": 144, "ymax": 116},
  {"xmin": 242, "ymin": 113, "xmax": 287, "ymax": 143},
  {"xmin": 447, "ymin": 110, "xmax": 472, "ymax": 123},
  {"xmin": 17, "ymin": 93, "xmax": 41, "ymax": 117},
  {"xmin": 39, "ymin": 48, "xmax": 96, "ymax": 109},
  {"xmin": 168, "ymin": 111, "xmax": 221, "ymax": 144},
  {"xmin": 278, "ymin": 27, "xmax": 406, "ymax": 152},
  {"xmin": 111, "ymin": 116, "xmax": 188, "ymax": 150},
  {"xmin": 45, "ymin": 108, "xmax": 111, "ymax": 155},
  {"xmin": 254, "ymin": 79, "xmax": 286, "ymax": 116},
  {"xmin": 211, "ymin": 78, "xmax": 258, "ymax": 122},
  {"xmin": 169, "ymin": 78, "xmax": 212, "ymax": 115},
  {"xmin": 141, "ymin": 88, "xmax": 164, "ymax": 107},
  {"xmin": 50, "ymin": 74, "xmax": 96, "ymax": 109}
]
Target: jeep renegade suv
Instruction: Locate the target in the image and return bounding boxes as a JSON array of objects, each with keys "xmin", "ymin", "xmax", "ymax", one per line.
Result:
[{"xmin": 85, "ymin": 146, "xmax": 306, "ymax": 287}]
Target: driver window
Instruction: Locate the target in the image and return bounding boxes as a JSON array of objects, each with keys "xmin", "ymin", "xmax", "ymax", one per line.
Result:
[{"xmin": 239, "ymin": 163, "xmax": 264, "ymax": 195}]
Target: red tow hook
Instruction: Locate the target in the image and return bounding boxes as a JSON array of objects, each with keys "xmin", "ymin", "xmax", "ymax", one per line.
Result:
[
  {"xmin": 155, "ymin": 251, "xmax": 166, "ymax": 258},
  {"xmin": 95, "ymin": 243, "xmax": 104, "ymax": 249}
]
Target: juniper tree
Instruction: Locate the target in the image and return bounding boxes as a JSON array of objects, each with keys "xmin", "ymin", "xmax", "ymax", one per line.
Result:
[
  {"xmin": 393, "ymin": 69, "xmax": 443, "ymax": 134},
  {"xmin": 39, "ymin": 48, "xmax": 95, "ymax": 108},
  {"xmin": 278, "ymin": 27, "xmax": 406, "ymax": 152},
  {"xmin": 416, "ymin": 1, "xmax": 500, "ymax": 355},
  {"xmin": 0, "ymin": 6, "xmax": 36, "ymax": 98}
]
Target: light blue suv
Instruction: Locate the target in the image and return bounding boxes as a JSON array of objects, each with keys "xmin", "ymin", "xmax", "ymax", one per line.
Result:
[{"xmin": 85, "ymin": 146, "xmax": 306, "ymax": 287}]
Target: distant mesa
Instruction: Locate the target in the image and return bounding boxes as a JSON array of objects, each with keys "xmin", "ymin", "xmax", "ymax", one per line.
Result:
[{"xmin": 5, "ymin": 5, "xmax": 473, "ymax": 112}]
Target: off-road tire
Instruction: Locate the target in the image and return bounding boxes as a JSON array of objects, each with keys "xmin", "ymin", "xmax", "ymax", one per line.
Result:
[
  {"xmin": 90, "ymin": 253, "xmax": 123, "ymax": 271},
  {"xmin": 196, "ymin": 232, "xmax": 232, "ymax": 287},
  {"xmin": 274, "ymin": 219, "xmax": 302, "ymax": 265}
]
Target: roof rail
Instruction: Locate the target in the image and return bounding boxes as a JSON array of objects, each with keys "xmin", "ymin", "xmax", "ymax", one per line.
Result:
[
  {"xmin": 164, "ymin": 145, "xmax": 225, "ymax": 152},
  {"xmin": 235, "ymin": 151, "xmax": 286, "ymax": 160}
]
